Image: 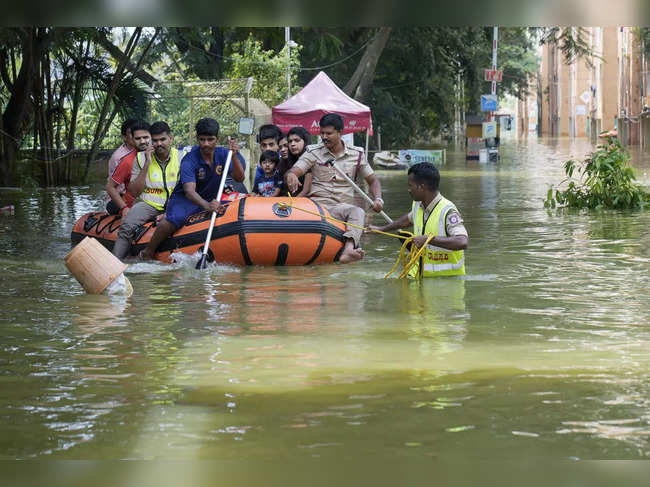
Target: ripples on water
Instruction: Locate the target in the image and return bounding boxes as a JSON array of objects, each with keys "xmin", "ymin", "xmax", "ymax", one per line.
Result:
[{"xmin": 0, "ymin": 137, "xmax": 648, "ymax": 465}]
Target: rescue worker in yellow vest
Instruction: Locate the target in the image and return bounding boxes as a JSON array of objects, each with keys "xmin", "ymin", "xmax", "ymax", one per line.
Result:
[
  {"xmin": 369, "ymin": 162, "xmax": 468, "ymax": 277},
  {"xmin": 113, "ymin": 121, "xmax": 185, "ymax": 260}
]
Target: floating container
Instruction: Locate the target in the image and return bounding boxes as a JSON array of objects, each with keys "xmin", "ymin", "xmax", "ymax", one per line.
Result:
[{"xmin": 65, "ymin": 236, "xmax": 127, "ymax": 294}]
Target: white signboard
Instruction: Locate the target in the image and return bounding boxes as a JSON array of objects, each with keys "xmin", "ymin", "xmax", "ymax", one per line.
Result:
[
  {"xmin": 482, "ymin": 121, "xmax": 497, "ymax": 138},
  {"xmin": 575, "ymin": 104, "xmax": 587, "ymax": 116},
  {"xmin": 238, "ymin": 117, "xmax": 255, "ymax": 135},
  {"xmin": 398, "ymin": 149, "xmax": 445, "ymax": 166},
  {"xmin": 580, "ymin": 90, "xmax": 591, "ymax": 104},
  {"xmin": 341, "ymin": 133, "xmax": 354, "ymax": 147}
]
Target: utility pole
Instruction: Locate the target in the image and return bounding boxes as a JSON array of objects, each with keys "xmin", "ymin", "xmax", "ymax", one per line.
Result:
[
  {"xmin": 491, "ymin": 26, "xmax": 499, "ymax": 121},
  {"xmin": 285, "ymin": 27, "xmax": 291, "ymax": 100},
  {"xmin": 490, "ymin": 26, "xmax": 499, "ymax": 161}
]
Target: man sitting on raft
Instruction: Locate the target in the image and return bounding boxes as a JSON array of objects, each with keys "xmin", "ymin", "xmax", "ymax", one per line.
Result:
[
  {"xmin": 113, "ymin": 121, "xmax": 185, "ymax": 260},
  {"xmin": 139, "ymin": 118, "xmax": 245, "ymax": 261},
  {"xmin": 285, "ymin": 113, "xmax": 385, "ymax": 264},
  {"xmin": 105, "ymin": 120, "xmax": 151, "ymax": 217}
]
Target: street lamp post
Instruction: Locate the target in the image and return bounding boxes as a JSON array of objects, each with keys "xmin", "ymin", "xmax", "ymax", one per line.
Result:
[{"xmin": 285, "ymin": 27, "xmax": 297, "ymax": 100}]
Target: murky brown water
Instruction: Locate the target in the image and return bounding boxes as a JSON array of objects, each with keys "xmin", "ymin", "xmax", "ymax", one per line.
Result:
[{"xmin": 0, "ymin": 137, "xmax": 649, "ymax": 470}]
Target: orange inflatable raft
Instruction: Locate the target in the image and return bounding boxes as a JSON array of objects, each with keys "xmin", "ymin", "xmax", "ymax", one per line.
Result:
[{"xmin": 70, "ymin": 197, "xmax": 346, "ymax": 265}]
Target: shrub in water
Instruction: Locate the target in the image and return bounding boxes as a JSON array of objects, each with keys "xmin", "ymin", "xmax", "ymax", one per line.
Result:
[{"xmin": 545, "ymin": 137, "xmax": 650, "ymax": 210}]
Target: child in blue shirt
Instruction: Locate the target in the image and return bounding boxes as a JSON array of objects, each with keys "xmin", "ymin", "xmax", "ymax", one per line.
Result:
[{"xmin": 252, "ymin": 150, "xmax": 281, "ymax": 197}]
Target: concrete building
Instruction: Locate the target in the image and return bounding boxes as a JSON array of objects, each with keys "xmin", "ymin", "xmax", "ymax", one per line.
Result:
[{"xmin": 533, "ymin": 27, "xmax": 649, "ymax": 148}]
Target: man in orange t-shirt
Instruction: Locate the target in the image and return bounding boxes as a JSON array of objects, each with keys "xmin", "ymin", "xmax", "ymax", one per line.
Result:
[{"xmin": 105, "ymin": 120, "xmax": 151, "ymax": 216}]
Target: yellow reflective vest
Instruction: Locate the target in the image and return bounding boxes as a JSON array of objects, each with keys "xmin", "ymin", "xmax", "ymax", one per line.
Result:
[
  {"xmin": 135, "ymin": 148, "xmax": 185, "ymax": 211},
  {"xmin": 410, "ymin": 196, "xmax": 465, "ymax": 277}
]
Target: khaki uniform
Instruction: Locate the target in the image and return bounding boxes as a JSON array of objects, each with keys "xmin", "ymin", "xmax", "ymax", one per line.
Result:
[
  {"xmin": 294, "ymin": 142, "xmax": 373, "ymax": 206},
  {"xmin": 294, "ymin": 142, "xmax": 374, "ymax": 247}
]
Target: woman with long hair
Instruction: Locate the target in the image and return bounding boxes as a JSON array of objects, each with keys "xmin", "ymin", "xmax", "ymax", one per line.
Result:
[{"xmin": 278, "ymin": 126, "xmax": 312, "ymax": 197}]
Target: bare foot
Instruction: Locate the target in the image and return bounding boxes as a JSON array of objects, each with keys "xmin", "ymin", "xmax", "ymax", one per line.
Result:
[{"xmin": 338, "ymin": 247, "xmax": 364, "ymax": 263}]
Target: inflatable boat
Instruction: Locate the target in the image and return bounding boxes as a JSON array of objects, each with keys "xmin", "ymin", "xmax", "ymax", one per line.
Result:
[{"xmin": 71, "ymin": 197, "xmax": 346, "ymax": 265}]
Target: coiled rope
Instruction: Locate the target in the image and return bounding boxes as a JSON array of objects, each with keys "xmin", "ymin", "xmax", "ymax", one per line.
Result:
[{"xmin": 277, "ymin": 194, "xmax": 433, "ymax": 279}]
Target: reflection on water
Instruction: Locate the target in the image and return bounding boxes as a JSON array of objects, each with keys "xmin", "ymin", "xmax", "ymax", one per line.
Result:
[{"xmin": 0, "ymin": 137, "xmax": 648, "ymax": 463}]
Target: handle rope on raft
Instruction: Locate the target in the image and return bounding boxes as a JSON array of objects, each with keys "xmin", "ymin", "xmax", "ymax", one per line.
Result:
[{"xmin": 279, "ymin": 194, "xmax": 431, "ymax": 279}]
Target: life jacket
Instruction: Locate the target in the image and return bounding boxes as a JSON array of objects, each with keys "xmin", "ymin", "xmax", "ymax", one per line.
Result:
[
  {"xmin": 135, "ymin": 148, "xmax": 186, "ymax": 211},
  {"xmin": 410, "ymin": 196, "xmax": 465, "ymax": 277}
]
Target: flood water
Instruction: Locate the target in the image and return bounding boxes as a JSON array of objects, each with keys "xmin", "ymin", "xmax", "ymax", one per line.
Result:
[{"xmin": 1, "ymin": 136, "xmax": 649, "ymax": 472}]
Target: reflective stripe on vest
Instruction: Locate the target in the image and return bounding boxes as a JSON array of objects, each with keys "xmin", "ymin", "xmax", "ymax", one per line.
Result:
[
  {"xmin": 410, "ymin": 197, "xmax": 465, "ymax": 277},
  {"xmin": 136, "ymin": 148, "xmax": 186, "ymax": 211}
]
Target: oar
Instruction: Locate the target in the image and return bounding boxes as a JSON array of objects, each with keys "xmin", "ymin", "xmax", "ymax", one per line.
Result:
[
  {"xmin": 196, "ymin": 148, "xmax": 233, "ymax": 270},
  {"xmin": 325, "ymin": 158, "xmax": 393, "ymax": 223}
]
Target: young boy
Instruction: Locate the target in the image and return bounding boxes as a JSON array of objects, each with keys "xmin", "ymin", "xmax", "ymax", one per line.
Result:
[
  {"xmin": 254, "ymin": 124, "xmax": 283, "ymax": 182},
  {"xmin": 252, "ymin": 150, "xmax": 281, "ymax": 197},
  {"xmin": 258, "ymin": 124, "xmax": 283, "ymax": 152}
]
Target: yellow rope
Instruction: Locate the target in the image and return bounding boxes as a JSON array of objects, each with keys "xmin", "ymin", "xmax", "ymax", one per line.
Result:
[
  {"xmin": 278, "ymin": 194, "xmax": 430, "ymax": 279},
  {"xmin": 383, "ymin": 233, "xmax": 436, "ymax": 279}
]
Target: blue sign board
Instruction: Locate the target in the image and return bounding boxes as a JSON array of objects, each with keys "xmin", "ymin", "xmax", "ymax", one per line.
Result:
[{"xmin": 481, "ymin": 94, "xmax": 498, "ymax": 112}]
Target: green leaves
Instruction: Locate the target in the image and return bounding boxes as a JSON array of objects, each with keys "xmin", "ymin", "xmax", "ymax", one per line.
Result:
[
  {"xmin": 545, "ymin": 137, "xmax": 650, "ymax": 211},
  {"xmin": 226, "ymin": 36, "xmax": 301, "ymax": 107}
]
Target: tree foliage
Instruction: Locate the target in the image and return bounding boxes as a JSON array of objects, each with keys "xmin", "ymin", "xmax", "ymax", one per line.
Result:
[
  {"xmin": 545, "ymin": 137, "xmax": 650, "ymax": 210},
  {"xmin": 225, "ymin": 35, "xmax": 300, "ymax": 107},
  {"xmin": 0, "ymin": 26, "xmax": 548, "ymax": 186},
  {"xmin": 0, "ymin": 27, "xmax": 156, "ymax": 186},
  {"xmin": 540, "ymin": 27, "xmax": 595, "ymax": 67}
]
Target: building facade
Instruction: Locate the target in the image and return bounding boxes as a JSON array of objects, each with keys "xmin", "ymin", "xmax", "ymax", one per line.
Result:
[{"xmin": 532, "ymin": 27, "xmax": 649, "ymax": 147}]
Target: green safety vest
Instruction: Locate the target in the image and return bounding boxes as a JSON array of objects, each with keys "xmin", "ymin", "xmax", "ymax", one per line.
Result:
[
  {"xmin": 410, "ymin": 196, "xmax": 465, "ymax": 277},
  {"xmin": 135, "ymin": 148, "xmax": 186, "ymax": 211}
]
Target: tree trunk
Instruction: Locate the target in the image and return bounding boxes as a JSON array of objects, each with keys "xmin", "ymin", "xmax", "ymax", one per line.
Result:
[
  {"xmin": 83, "ymin": 28, "xmax": 142, "ymax": 182},
  {"xmin": 65, "ymin": 39, "xmax": 90, "ymax": 166},
  {"xmin": 343, "ymin": 27, "xmax": 392, "ymax": 102},
  {"xmin": 65, "ymin": 42, "xmax": 88, "ymax": 184},
  {"xmin": 208, "ymin": 27, "xmax": 225, "ymax": 78},
  {"xmin": 95, "ymin": 30, "xmax": 157, "ymax": 87},
  {"xmin": 41, "ymin": 49, "xmax": 54, "ymax": 185},
  {"xmin": 0, "ymin": 28, "xmax": 37, "ymax": 186},
  {"xmin": 0, "ymin": 27, "xmax": 57, "ymax": 186},
  {"xmin": 83, "ymin": 28, "xmax": 158, "ymax": 182}
]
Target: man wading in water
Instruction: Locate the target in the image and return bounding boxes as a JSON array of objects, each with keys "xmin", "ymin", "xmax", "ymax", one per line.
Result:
[{"xmin": 370, "ymin": 163, "xmax": 468, "ymax": 277}]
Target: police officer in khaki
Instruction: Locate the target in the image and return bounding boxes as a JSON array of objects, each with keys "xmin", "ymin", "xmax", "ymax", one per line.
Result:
[{"xmin": 285, "ymin": 113, "xmax": 384, "ymax": 263}]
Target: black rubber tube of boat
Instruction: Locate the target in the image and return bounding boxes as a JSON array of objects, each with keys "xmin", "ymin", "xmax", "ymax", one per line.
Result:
[{"xmin": 197, "ymin": 148, "xmax": 233, "ymax": 269}]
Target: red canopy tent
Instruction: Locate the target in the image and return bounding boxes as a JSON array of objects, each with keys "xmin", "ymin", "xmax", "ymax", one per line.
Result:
[{"xmin": 272, "ymin": 71, "xmax": 373, "ymax": 136}]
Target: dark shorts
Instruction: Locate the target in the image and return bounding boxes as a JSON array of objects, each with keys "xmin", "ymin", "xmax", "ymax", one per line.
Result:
[{"xmin": 165, "ymin": 194, "xmax": 203, "ymax": 229}]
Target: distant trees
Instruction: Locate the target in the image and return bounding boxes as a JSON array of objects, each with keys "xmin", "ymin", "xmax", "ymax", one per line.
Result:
[
  {"xmin": 0, "ymin": 27, "xmax": 156, "ymax": 186},
  {"xmin": 0, "ymin": 26, "xmax": 550, "ymax": 187}
]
